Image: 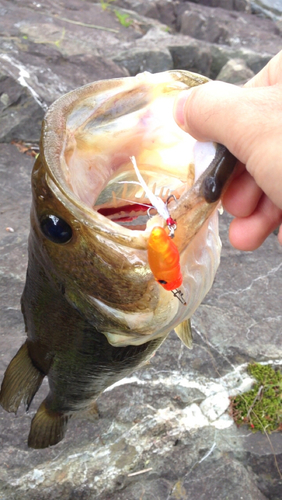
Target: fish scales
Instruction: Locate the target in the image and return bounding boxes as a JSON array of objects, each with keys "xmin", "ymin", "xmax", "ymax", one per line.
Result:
[{"xmin": 0, "ymin": 70, "xmax": 236, "ymax": 448}]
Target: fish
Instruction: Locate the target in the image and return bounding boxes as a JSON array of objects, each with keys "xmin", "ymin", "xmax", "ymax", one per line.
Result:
[{"xmin": 0, "ymin": 70, "xmax": 236, "ymax": 448}]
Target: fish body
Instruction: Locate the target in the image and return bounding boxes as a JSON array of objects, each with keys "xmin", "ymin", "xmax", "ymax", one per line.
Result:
[{"xmin": 0, "ymin": 71, "xmax": 236, "ymax": 448}]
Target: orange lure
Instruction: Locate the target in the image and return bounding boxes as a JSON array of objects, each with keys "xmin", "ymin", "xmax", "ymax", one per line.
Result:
[{"xmin": 148, "ymin": 226, "xmax": 182, "ymax": 291}]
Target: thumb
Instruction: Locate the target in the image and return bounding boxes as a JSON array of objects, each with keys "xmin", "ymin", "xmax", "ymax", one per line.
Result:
[
  {"xmin": 173, "ymin": 81, "xmax": 282, "ymax": 209},
  {"xmin": 173, "ymin": 81, "xmax": 273, "ymax": 160},
  {"xmin": 174, "ymin": 81, "xmax": 243, "ymax": 143}
]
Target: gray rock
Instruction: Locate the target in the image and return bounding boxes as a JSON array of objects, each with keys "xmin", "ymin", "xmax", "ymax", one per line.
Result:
[
  {"xmin": 180, "ymin": 8, "xmax": 230, "ymax": 44},
  {"xmin": 113, "ymin": 47, "xmax": 173, "ymax": 75},
  {"xmin": 209, "ymin": 44, "xmax": 272, "ymax": 79},
  {"xmin": 169, "ymin": 39, "xmax": 213, "ymax": 77},
  {"xmin": 0, "ymin": 73, "xmax": 45, "ymax": 143},
  {"xmin": 92, "ymin": 0, "xmax": 251, "ymax": 31},
  {"xmin": 276, "ymin": 16, "xmax": 282, "ymax": 34},
  {"xmin": 177, "ymin": 1, "xmax": 281, "ymax": 54},
  {"xmin": 216, "ymin": 57, "xmax": 255, "ymax": 82},
  {"xmin": 254, "ymin": 0, "xmax": 282, "ymax": 16},
  {"xmin": 191, "ymin": 0, "xmax": 250, "ymax": 11},
  {"xmin": 168, "ymin": 37, "xmax": 271, "ymax": 79},
  {"xmin": 110, "ymin": 0, "xmax": 178, "ymax": 28}
]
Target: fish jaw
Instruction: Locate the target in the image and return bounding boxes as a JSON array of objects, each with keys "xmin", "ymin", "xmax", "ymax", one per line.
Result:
[{"xmin": 32, "ymin": 71, "xmax": 235, "ymax": 347}]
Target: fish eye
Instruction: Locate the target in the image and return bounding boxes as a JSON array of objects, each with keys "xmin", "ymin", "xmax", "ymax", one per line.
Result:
[
  {"xmin": 40, "ymin": 215, "xmax": 72, "ymax": 244},
  {"xmin": 158, "ymin": 279, "xmax": 167, "ymax": 285}
]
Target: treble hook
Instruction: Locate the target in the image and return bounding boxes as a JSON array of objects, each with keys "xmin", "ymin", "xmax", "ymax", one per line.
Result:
[
  {"xmin": 147, "ymin": 206, "xmax": 155, "ymax": 219},
  {"xmin": 165, "ymin": 194, "xmax": 177, "ymax": 238},
  {"xmin": 166, "ymin": 194, "xmax": 177, "ymax": 206},
  {"xmin": 171, "ymin": 288, "xmax": 187, "ymax": 305}
]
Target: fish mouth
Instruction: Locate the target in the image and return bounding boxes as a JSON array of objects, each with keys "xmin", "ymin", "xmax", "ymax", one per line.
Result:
[{"xmin": 52, "ymin": 71, "xmax": 214, "ymax": 238}]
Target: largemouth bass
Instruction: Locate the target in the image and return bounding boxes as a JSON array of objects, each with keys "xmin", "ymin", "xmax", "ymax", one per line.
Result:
[{"xmin": 0, "ymin": 71, "xmax": 236, "ymax": 448}]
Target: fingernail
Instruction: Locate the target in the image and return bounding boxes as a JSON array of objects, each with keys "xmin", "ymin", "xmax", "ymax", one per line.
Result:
[{"xmin": 173, "ymin": 88, "xmax": 194, "ymax": 127}]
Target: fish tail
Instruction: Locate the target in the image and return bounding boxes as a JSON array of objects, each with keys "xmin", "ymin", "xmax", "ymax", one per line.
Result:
[
  {"xmin": 28, "ymin": 399, "xmax": 69, "ymax": 449},
  {"xmin": 0, "ymin": 341, "xmax": 44, "ymax": 413}
]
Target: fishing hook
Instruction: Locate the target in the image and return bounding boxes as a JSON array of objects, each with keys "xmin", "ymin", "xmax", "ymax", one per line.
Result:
[{"xmin": 171, "ymin": 288, "xmax": 187, "ymax": 305}]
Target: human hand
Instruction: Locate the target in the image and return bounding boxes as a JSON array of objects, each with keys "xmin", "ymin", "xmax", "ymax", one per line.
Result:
[{"xmin": 174, "ymin": 51, "xmax": 282, "ymax": 251}]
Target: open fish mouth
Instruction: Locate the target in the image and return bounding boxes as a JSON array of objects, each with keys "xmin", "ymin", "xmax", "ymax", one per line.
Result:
[{"xmin": 48, "ymin": 70, "xmax": 219, "ymax": 238}]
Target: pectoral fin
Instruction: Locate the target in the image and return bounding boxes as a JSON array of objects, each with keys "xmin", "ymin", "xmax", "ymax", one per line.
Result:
[
  {"xmin": 174, "ymin": 319, "xmax": 193, "ymax": 349},
  {"xmin": 0, "ymin": 341, "xmax": 44, "ymax": 413}
]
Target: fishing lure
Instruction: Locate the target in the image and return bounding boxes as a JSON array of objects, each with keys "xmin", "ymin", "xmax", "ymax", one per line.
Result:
[
  {"xmin": 130, "ymin": 157, "xmax": 186, "ymax": 305},
  {"xmin": 147, "ymin": 226, "xmax": 182, "ymax": 290},
  {"xmin": 148, "ymin": 227, "xmax": 186, "ymax": 305},
  {"xmin": 130, "ymin": 156, "xmax": 177, "ymax": 237}
]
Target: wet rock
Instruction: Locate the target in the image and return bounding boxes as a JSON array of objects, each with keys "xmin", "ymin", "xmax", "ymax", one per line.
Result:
[{"xmin": 216, "ymin": 57, "xmax": 255, "ymax": 82}]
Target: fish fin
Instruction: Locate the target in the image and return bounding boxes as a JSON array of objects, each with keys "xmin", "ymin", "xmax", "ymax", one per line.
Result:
[
  {"xmin": 175, "ymin": 319, "xmax": 193, "ymax": 349},
  {"xmin": 87, "ymin": 400, "xmax": 99, "ymax": 420},
  {"xmin": 28, "ymin": 399, "xmax": 69, "ymax": 449},
  {"xmin": 0, "ymin": 341, "xmax": 44, "ymax": 413},
  {"xmin": 78, "ymin": 400, "xmax": 100, "ymax": 422}
]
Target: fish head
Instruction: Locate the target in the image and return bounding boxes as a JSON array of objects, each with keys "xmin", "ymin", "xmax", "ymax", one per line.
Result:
[{"xmin": 31, "ymin": 70, "xmax": 235, "ymax": 347}]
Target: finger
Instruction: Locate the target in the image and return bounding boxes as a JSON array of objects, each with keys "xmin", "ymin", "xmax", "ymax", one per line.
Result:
[
  {"xmin": 228, "ymin": 196, "xmax": 282, "ymax": 251},
  {"xmin": 174, "ymin": 81, "xmax": 248, "ymax": 148},
  {"xmin": 222, "ymin": 169, "xmax": 263, "ymax": 218}
]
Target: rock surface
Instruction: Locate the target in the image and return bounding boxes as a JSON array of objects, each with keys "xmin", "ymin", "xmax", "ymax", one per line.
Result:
[
  {"xmin": 0, "ymin": 1, "xmax": 282, "ymax": 499},
  {"xmin": 216, "ymin": 57, "xmax": 255, "ymax": 83}
]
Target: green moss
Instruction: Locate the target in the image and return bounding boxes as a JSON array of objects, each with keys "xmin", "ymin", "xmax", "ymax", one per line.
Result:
[
  {"xmin": 230, "ymin": 363, "xmax": 282, "ymax": 433},
  {"xmin": 114, "ymin": 10, "xmax": 133, "ymax": 27}
]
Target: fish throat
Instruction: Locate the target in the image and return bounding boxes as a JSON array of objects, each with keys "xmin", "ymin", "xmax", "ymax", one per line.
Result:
[{"xmin": 94, "ymin": 164, "xmax": 185, "ymax": 230}]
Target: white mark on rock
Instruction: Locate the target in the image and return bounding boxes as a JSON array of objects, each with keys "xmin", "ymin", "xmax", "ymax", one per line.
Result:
[
  {"xmin": 198, "ymin": 442, "xmax": 216, "ymax": 463},
  {"xmin": 0, "ymin": 54, "xmax": 47, "ymax": 110},
  {"xmin": 218, "ymin": 262, "xmax": 282, "ymax": 299},
  {"xmin": 200, "ymin": 391, "xmax": 229, "ymax": 422}
]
